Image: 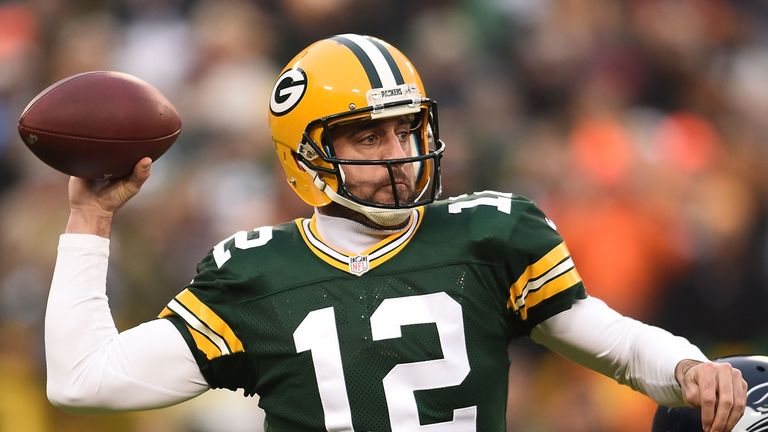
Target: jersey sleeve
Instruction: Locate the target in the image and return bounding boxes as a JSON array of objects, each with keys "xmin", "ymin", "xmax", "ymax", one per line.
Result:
[
  {"xmin": 504, "ymin": 197, "xmax": 587, "ymax": 334},
  {"xmin": 158, "ymin": 250, "xmax": 257, "ymax": 396}
]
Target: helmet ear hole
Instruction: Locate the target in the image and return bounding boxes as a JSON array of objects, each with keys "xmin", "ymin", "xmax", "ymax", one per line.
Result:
[{"xmin": 292, "ymin": 153, "xmax": 306, "ymax": 172}]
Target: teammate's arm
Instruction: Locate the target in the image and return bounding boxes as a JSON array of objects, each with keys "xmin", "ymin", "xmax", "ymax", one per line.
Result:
[{"xmin": 45, "ymin": 159, "xmax": 210, "ymax": 411}]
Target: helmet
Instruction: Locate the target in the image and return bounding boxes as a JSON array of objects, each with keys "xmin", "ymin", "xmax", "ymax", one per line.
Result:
[
  {"xmin": 268, "ymin": 34, "xmax": 444, "ymax": 226},
  {"xmin": 652, "ymin": 355, "xmax": 768, "ymax": 432}
]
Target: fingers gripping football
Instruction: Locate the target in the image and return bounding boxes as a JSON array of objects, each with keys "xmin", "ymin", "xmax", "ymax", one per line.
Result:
[
  {"xmin": 678, "ymin": 360, "xmax": 748, "ymax": 432},
  {"xmin": 69, "ymin": 158, "xmax": 152, "ymax": 214},
  {"xmin": 66, "ymin": 158, "xmax": 152, "ymax": 237}
]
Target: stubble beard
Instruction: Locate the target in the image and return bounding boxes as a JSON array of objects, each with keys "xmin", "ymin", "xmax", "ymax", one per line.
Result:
[{"xmin": 318, "ymin": 181, "xmax": 416, "ymax": 229}]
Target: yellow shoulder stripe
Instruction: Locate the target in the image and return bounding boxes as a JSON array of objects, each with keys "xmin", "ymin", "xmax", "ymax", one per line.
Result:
[
  {"xmin": 158, "ymin": 306, "xmax": 173, "ymax": 319},
  {"xmin": 509, "ymin": 242, "xmax": 570, "ymax": 299},
  {"xmin": 515, "ymin": 267, "xmax": 581, "ymax": 320},
  {"xmin": 508, "ymin": 242, "xmax": 582, "ymax": 320},
  {"xmin": 158, "ymin": 289, "xmax": 244, "ymax": 360}
]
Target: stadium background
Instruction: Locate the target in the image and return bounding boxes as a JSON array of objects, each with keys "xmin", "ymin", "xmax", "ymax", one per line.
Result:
[{"xmin": 1, "ymin": 0, "xmax": 767, "ymax": 431}]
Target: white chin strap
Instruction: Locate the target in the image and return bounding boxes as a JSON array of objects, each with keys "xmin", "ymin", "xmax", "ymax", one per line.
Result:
[{"xmin": 301, "ymin": 162, "xmax": 413, "ymax": 227}]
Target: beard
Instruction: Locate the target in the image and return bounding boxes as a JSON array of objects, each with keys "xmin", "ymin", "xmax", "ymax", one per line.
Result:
[{"xmin": 316, "ymin": 167, "xmax": 416, "ymax": 229}]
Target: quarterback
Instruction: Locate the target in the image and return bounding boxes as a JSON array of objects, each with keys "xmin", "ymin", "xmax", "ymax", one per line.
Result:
[{"xmin": 45, "ymin": 34, "xmax": 746, "ymax": 431}]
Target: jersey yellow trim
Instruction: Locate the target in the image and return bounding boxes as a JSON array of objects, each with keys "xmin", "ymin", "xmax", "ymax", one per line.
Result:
[
  {"xmin": 509, "ymin": 242, "xmax": 570, "ymax": 301},
  {"xmin": 159, "ymin": 307, "xmax": 224, "ymax": 359},
  {"xmin": 363, "ymin": 208, "xmax": 425, "ymax": 264},
  {"xmin": 295, "ymin": 207, "xmax": 425, "ymax": 275},
  {"xmin": 360, "ymin": 207, "xmax": 424, "ymax": 255},
  {"xmin": 517, "ymin": 267, "xmax": 582, "ymax": 320},
  {"xmin": 176, "ymin": 289, "xmax": 245, "ymax": 354},
  {"xmin": 160, "ymin": 289, "xmax": 245, "ymax": 357},
  {"xmin": 190, "ymin": 328, "xmax": 225, "ymax": 360},
  {"xmin": 295, "ymin": 218, "xmax": 349, "ymax": 272},
  {"xmin": 507, "ymin": 242, "xmax": 583, "ymax": 319}
]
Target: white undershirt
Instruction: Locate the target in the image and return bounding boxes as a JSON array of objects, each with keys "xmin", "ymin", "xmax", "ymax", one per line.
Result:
[
  {"xmin": 313, "ymin": 209, "xmax": 401, "ymax": 253},
  {"xmin": 45, "ymin": 222, "xmax": 707, "ymax": 411}
]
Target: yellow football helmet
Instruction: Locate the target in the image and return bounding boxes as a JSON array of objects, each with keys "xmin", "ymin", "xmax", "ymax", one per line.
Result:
[{"xmin": 268, "ymin": 34, "xmax": 444, "ymax": 226}]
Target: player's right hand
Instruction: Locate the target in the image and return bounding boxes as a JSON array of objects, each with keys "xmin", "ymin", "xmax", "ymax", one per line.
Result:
[{"xmin": 66, "ymin": 157, "xmax": 152, "ymax": 237}]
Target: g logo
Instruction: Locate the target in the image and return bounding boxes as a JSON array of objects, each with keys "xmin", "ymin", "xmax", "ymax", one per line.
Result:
[{"xmin": 270, "ymin": 68, "xmax": 307, "ymax": 116}]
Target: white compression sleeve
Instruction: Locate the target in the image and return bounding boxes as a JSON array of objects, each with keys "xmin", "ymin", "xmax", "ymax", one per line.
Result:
[
  {"xmin": 45, "ymin": 234, "xmax": 209, "ymax": 412},
  {"xmin": 530, "ymin": 296, "xmax": 709, "ymax": 407}
]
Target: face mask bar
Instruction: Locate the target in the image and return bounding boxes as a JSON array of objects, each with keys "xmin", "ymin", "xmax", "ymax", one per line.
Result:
[
  {"xmin": 333, "ymin": 150, "xmax": 442, "ymax": 208},
  {"xmin": 297, "ymin": 99, "xmax": 444, "ymax": 210}
]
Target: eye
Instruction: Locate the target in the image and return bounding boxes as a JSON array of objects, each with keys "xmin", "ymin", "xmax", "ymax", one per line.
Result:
[
  {"xmin": 396, "ymin": 130, "xmax": 410, "ymax": 142},
  {"xmin": 358, "ymin": 134, "xmax": 378, "ymax": 145}
]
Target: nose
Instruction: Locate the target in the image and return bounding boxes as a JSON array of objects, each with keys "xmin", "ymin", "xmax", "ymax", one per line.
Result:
[{"xmin": 381, "ymin": 129, "xmax": 408, "ymax": 160}]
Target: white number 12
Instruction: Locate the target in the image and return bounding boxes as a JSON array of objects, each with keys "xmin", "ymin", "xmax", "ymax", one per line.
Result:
[{"xmin": 293, "ymin": 292, "xmax": 477, "ymax": 432}]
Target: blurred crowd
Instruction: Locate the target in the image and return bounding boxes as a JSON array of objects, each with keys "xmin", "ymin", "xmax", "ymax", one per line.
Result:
[{"xmin": 2, "ymin": 0, "xmax": 768, "ymax": 431}]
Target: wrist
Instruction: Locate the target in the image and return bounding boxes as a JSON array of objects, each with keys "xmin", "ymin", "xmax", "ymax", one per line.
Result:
[
  {"xmin": 66, "ymin": 208, "xmax": 114, "ymax": 238},
  {"xmin": 674, "ymin": 359, "xmax": 702, "ymax": 386}
]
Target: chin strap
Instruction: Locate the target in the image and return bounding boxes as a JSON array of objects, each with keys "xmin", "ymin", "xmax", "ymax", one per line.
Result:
[{"xmin": 300, "ymin": 161, "xmax": 413, "ymax": 227}]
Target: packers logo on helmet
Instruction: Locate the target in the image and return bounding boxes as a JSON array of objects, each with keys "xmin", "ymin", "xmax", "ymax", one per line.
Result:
[
  {"xmin": 270, "ymin": 68, "xmax": 307, "ymax": 116},
  {"xmin": 268, "ymin": 34, "xmax": 444, "ymax": 227}
]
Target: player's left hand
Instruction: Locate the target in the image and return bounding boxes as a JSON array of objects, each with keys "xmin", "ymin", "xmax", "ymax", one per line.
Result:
[{"xmin": 676, "ymin": 359, "xmax": 748, "ymax": 432}]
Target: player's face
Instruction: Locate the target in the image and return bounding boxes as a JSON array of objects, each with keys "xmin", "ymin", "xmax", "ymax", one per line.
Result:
[{"xmin": 329, "ymin": 116, "xmax": 417, "ymax": 206}]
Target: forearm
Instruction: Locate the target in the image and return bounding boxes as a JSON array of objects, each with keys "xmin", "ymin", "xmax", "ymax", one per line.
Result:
[
  {"xmin": 531, "ymin": 296, "xmax": 708, "ymax": 407},
  {"xmin": 46, "ymin": 234, "xmax": 208, "ymax": 411}
]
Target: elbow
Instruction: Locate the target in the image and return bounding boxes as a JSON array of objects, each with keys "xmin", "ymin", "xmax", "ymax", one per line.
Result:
[
  {"xmin": 46, "ymin": 381, "xmax": 104, "ymax": 413},
  {"xmin": 47, "ymin": 383, "xmax": 85, "ymax": 410}
]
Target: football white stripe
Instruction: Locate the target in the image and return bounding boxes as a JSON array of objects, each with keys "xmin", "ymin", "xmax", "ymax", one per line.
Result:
[
  {"xmin": 339, "ymin": 34, "xmax": 397, "ymax": 88},
  {"xmin": 515, "ymin": 258, "xmax": 575, "ymax": 308},
  {"xmin": 168, "ymin": 299, "xmax": 231, "ymax": 355}
]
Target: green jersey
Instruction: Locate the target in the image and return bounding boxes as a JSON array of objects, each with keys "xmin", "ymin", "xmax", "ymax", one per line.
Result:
[{"xmin": 159, "ymin": 191, "xmax": 586, "ymax": 431}]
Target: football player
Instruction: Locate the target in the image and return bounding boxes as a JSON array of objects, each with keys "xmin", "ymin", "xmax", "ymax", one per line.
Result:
[{"xmin": 45, "ymin": 34, "xmax": 747, "ymax": 431}]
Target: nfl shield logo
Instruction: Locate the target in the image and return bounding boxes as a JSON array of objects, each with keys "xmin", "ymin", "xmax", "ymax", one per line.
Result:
[{"xmin": 348, "ymin": 255, "xmax": 370, "ymax": 275}]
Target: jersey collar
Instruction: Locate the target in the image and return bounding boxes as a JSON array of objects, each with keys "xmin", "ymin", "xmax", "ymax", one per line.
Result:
[{"xmin": 295, "ymin": 207, "xmax": 425, "ymax": 276}]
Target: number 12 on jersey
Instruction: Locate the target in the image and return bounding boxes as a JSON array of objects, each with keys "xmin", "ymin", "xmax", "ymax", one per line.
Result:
[{"xmin": 293, "ymin": 292, "xmax": 477, "ymax": 432}]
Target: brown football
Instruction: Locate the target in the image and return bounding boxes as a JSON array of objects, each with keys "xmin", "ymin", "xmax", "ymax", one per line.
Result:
[{"xmin": 18, "ymin": 71, "xmax": 181, "ymax": 179}]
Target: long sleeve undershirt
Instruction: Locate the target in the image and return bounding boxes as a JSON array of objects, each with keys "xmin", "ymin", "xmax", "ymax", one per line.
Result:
[
  {"xmin": 45, "ymin": 234, "xmax": 208, "ymax": 411},
  {"xmin": 45, "ymin": 215, "xmax": 706, "ymax": 411}
]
